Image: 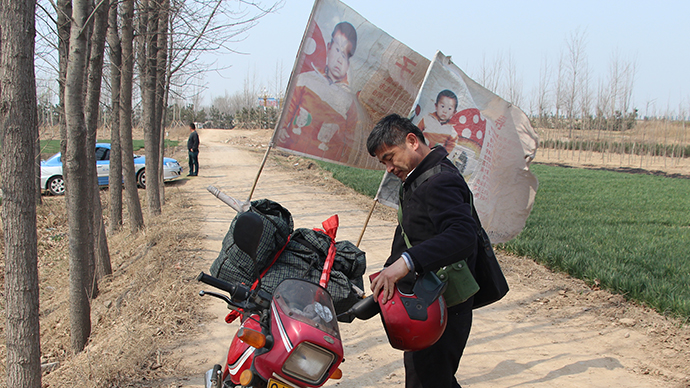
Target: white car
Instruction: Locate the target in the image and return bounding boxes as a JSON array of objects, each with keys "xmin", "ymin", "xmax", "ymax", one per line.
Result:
[{"xmin": 40, "ymin": 143, "xmax": 183, "ymax": 195}]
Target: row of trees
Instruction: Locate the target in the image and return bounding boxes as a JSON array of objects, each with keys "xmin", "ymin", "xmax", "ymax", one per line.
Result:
[
  {"xmin": 2, "ymin": 1, "xmax": 279, "ymax": 387},
  {"xmin": 474, "ymin": 29, "xmax": 641, "ymax": 135}
]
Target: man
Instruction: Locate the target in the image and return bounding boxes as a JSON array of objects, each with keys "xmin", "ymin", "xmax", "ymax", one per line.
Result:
[
  {"xmin": 367, "ymin": 114, "xmax": 479, "ymax": 388},
  {"xmin": 187, "ymin": 122, "xmax": 199, "ymax": 176}
]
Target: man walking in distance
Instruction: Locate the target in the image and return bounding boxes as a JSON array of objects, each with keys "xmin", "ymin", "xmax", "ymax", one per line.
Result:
[
  {"xmin": 367, "ymin": 114, "xmax": 479, "ymax": 388},
  {"xmin": 187, "ymin": 122, "xmax": 199, "ymax": 176}
]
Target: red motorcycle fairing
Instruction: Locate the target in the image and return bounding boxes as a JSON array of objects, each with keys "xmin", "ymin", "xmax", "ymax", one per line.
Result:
[
  {"xmin": 253, "ymin": 279, "xmax": 344, "ymax": 387},
  {"xmin": 224, "ymin": 315, "xmax": 260, "ymax": 385}
]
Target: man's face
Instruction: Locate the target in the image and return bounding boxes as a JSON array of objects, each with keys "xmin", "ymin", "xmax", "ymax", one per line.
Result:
[
  {"xmin": 435, "ymin": 96, "xmax": 457, "ymax": 124},
  {"xmin": 326, "ymin": 32, "xmax": 352, "ymax": 82},
  {"xmin": 374, "ymin": 134, "xmax": 423, "ymax": 181}
]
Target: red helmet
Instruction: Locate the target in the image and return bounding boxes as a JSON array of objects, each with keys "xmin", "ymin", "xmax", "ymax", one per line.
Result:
[{"xmin": 370, "ymin": 271, "xmax": 448, "ymax": 352}]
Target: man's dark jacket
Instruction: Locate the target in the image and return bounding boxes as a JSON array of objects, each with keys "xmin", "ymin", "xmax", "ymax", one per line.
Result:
[
  {"xmin": 188, "ymin": 130, "xmax": 199, "ymax": 152},
  {"xmin": 387, "ymin": 146, "xmax": 478, "ymax": 293}
]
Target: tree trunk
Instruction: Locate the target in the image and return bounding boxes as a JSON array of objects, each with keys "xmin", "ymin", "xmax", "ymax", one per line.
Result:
[
  {"xmin": 57, "ymin": 0, "xmax": 71, "ymax": 160},
  {"xmin": 139, "ymin": 0, "xmax": 162, "ymax": 215},
  {"xmin": 120, "ymin": 0, "xmax": 144, "ymax": 232},
  {"xmin": 156, "ymin": 0, "xmax": 169, "ymax": 206},
  {"xmin": 108, "ymin": 0, "xmax": 123, "ymax": 233},
  {"xmin": 65, "ymin": 0, "xmax": 93, "ymax": 353},
  {"xmin": 84, "ymin": 0, "xmax": 111, "ymax": 281},
  {"xmin": 35, "ymin": 130, "xmax": 42, "ymax": 204},
  {"xmin": 1, "ymin": 0, "xmax": 42, "ymax": 385}
]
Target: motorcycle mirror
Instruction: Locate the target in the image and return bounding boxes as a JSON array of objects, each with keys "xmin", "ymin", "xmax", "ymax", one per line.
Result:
[{"xmin": 233, "ymin": 212, "xmax": 263, "ymax": 260}]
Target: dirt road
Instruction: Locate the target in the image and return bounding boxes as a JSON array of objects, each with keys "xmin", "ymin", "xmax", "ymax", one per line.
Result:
[{"xmin": 175, "ymin": 129, "xmax": 688, "ymax": 388}]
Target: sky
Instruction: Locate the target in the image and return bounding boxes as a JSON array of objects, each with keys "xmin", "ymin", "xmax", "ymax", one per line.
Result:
[{"xmin": 200, "ymin": 0, "xmax": 690, "ymax": 118}]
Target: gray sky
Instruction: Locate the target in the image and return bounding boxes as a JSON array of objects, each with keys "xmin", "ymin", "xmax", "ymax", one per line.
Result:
[{"xmin": 201, "ymin": 0, "xmax": 690, "ymax": 118}]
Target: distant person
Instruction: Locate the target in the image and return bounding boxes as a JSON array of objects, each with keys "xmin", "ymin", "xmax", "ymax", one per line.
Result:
[
  {"xmin": 187, "ymin": 122, "xmax": 199, "ymax": 176},
  {"xmin": 418, "ymin": 89, "xmax": 459, "ymax": 151},
  {"xmin": 276, "ymin": 21, "xmax": 359, "ymax": 161},
  {"xmin": 367, "ymin": 114, "xmax": 479, "ymax": 388}
]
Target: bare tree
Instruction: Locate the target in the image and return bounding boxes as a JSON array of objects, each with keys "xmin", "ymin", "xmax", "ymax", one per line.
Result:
[
  {"xmin": 606, "ymin": 52, "xmax": 621, "ymax": 130},
  {"xmin": 536, "ymin": 56, "xmax": 552, "ymax": 128},
  {"xmin": 108, "ymin": 0, "xmax": 123, "ymax": 233},
  {"xmin": 579, "ymin": 59, "xmax": 593, "ymax": 129},
  {"xmin": 64, "ymin": 0, "xmax": 94, "ymax": 353},
  {"xmin": 57, "ymin": 0, "xmax": 71, "ymax": 158},
  {"xmin": 618, "ymin": 54, "xmax": 636, "ymax": 120},
  {"xmin": 1, "ymin": 0, "xmax": 42, "ymax": 384},
  {"xmin": 120, "ymin": 0, "xmax": 145, "ymax": 232},
  {"xmin": 83, "ymin": 0, "xmax": 111, "ymax": 280},
  {"xmin": 595, "ymin": 78, "xmax": 611, "ymax": 134},
  {"xmin": 165, "ymin": 0, "xmax": 280, "ymax": 108},
  {"xmin": 563, "ymin": 28, "xmax": 587, "ymax": 138},
  {"xmin": 156, "ymin": 0, "xmax": 170, "ymax": 205},
  {"xmin": 138, "ymin": 0, "xmax": 163, "ymax": 215},
  {"xmin": 35, "ymin": 122, "xmax": 43, "ymax": 205},
  {"xmin": 477, "ymin": 52, "xmax": 503, "ymax": 94},
  {"xmin": 505, "ymin": 51, "xmax": 523, "ymax": 107}
]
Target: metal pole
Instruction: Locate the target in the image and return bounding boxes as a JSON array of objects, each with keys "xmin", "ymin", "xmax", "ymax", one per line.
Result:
[{"xmin": 247, "ymin": 143, "xmax": 273, "ymax": 203}]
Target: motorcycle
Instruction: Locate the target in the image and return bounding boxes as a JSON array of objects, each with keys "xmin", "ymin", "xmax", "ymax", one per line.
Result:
[{"xmin": 198, "ymin": 211, "xmax": 379, "ymax": 388}]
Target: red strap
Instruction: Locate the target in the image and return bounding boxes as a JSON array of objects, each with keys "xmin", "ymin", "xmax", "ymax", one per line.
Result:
[
  {"xmin": 226, "ymin": 214, "xmax": 338, "ymax": 323},
  {"xmin": 224, "ymin": 235, "xmax": 293, "ymax": 325},
  {"xmin": 315, "ymin": 215, "xmax": 339, "ymax": 288},
  {"xmin": 250, "ymin": 235, "xmax": 291, "ymax": 290}
]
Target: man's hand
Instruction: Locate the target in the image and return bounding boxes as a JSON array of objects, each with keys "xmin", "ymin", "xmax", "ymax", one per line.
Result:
[{"xmin": 370, "ymin": 257, "xmax": 410, "ymax": 304}]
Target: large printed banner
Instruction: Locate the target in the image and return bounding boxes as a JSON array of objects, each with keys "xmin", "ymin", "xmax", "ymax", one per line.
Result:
[
  {"xmin": 272, "ymin": 0, "xmax": 430, "ymax": 169},
  {"xmin": 376, "ymin": 52, "xmax": 539, "ymax": 243}
]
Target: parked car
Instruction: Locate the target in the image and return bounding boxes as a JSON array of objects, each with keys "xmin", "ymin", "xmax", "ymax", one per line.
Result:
[{"xmin": 40, "ymin": 143, "xmax": 183, "ymax": 195}]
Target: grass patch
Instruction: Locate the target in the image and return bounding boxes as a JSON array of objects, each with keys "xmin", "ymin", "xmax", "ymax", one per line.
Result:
[
  {"xmin": 39, "ymin": 139, "xmax": 180, "ymax": 156},
  {"xmin": 499, "ymin": 164, "xmax": 690, "ymax": 318},
  {"xmin": 313, "ymin": 160, "xmax": 385, "ymax": 198},
  {"xmin": 317, "ymin": 160, "xmax": 690, "ymax": 319}
]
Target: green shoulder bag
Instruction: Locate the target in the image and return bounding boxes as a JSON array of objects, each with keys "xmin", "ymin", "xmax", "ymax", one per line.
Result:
[{"xmin": 398, "ymin": 165, "xmax": 479, "ymax": 307}]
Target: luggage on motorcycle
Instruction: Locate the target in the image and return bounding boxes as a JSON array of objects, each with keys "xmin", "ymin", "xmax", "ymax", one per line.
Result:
[
  {"xmin": 260, "ymin": 227, "xmax": 366, "ymax": 315},
  {"xmin": 210, "ymin": 199, "xmax": 293, "ymax": 286}
]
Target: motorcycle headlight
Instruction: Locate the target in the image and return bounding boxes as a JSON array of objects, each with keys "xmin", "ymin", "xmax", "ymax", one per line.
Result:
[{"xmin": 282, "ymin": 342, "xmax": 336, "ymax": 384}]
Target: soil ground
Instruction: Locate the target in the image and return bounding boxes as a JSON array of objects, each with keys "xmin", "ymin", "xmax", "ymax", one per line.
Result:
[{"xmin": 173, "ymin": 129, "xmax": 690, "ymax": 388}]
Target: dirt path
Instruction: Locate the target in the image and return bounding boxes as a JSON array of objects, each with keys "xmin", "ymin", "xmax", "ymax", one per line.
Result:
[{"xmin": 174, "ymin": 129, "xmax": 689, "ymax": 388}]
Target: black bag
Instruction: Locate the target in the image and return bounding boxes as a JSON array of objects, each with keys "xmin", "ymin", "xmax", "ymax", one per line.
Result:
[
  {"xmin": 260, "ymin": 228, "xmax": 366, "ymax": 315},
  {"xmin": 399, "ymin": 163, "xmax": 508, "ymax": 309},
  {"xmin": 471, "ymin": 227, "xmax": 509, "ymax": 309},
  {"xmin": 210, "ymin": 199, "xmax": 293, "ymax": 286}
]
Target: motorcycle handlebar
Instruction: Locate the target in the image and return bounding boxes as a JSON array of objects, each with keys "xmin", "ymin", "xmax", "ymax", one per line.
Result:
[
  {"xmin": 197, "ymin": 272, "xmax": 236, "ymax": 292},
  {"xmin": 197, "ymin": 272, "xmax": 272, "ymax": 311},
  {"xmin": 197, "ymin": 272, "xmax": 251, "ymax": 302}
]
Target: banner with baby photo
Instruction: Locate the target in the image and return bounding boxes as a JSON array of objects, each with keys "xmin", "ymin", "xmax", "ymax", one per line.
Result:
[
  {"xmin": 376, "ymin": 51, "xmax": 540, "ymax": 243},
  {"xmin": 272, "ymin": 0, "xmax": 430, "ymax": 169}
]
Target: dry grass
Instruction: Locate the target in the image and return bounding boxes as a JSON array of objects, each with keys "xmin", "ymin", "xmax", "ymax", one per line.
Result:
[
  {"xmin": 534, "ymin": 120, "xmax": 690, "ymax": 175},
  {"xmin": 0, "ymin": 174, "xmax": 209, "ymax": 387}
]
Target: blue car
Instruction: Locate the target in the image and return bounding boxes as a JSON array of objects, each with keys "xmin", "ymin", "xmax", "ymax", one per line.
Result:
[{"xmin": 40, "ymin": 143, "xmax": 183, "ymax": 195}]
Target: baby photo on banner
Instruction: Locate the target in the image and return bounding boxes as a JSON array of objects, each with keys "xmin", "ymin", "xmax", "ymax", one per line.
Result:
[
  {"xmin": 377, "ymin": 51, "xmax": 540, "ymax": 243},
  {"xmin": 273, "ymin": 0, "xmax": 430, "ymax": 169}
]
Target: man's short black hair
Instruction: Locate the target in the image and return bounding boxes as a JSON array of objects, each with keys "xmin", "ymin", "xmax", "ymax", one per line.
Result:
[
  {"xmin": 366, "ymin": 114, "xmax": 426, "ymax": 156},
  {"xmin": 190, "ymin": 122, "xmax": 196, "ymax": 130}
]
